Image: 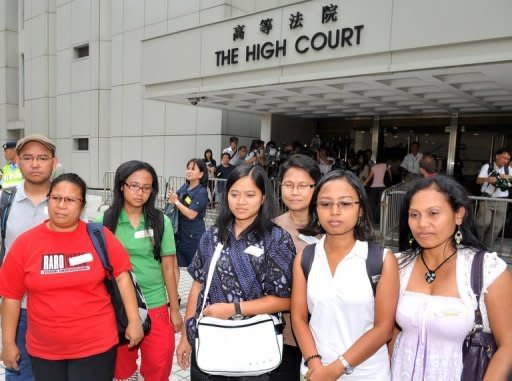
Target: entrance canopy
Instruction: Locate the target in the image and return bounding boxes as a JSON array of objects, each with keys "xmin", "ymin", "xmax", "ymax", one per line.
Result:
[
  {"xmin": 142, "ymin": 0, "xmax": 512, "ymax": 118},
  {"xmin": 144, "ymin": 62, "xmax": 512, "ymax": 118}
]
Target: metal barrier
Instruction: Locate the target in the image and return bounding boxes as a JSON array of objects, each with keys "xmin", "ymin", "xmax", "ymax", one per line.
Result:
[
  {"xmin": 379, "ymin": 183, "xmax": 512, "ymax": 258},
  {"xmin": 379, "ymin": 183, "xmax": 408, "ymax": 248}
]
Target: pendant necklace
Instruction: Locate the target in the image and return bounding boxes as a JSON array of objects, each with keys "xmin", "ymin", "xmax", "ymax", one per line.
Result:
[{"xmin": 420, "ymin": 249, "xmax": 457, "ymax": 284}]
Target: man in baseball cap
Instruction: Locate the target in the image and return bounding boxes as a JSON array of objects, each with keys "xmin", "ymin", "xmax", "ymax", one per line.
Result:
[{"xmin": 0, "ymin": 134, "xmax": 57, "ymax": 381}]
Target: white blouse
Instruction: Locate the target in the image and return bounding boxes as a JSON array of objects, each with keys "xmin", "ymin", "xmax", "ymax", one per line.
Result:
[
  {"xmin": 396, "ymin": 248, "xmax": 507, "ymax": 332},
  {"xmin": 304, "ymin": 237, "xmax": 391, "ymax": 380}
]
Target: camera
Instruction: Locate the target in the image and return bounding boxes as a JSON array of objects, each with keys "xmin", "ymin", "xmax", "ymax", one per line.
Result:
[{"xmin": 187, "ymin": 96, "xmax": 206, "ymax": 106}]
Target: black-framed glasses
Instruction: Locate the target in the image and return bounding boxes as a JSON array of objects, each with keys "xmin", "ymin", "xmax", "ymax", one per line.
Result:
[
  {"xmin": 317, "ymin": 200, "xmax": 360, "ymax": 211},
  {"xmin": 47, "ymin": 194, "xmax": 83, "ymax": 205},
  {"xmin": 124, "ymin": 183, "xmax": 153, "ymax": 193},
  {"xmin": 281, "ymin": 182, "xmax": 315, "ymax": 192}
]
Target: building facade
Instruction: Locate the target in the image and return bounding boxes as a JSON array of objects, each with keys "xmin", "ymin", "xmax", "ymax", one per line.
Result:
[{"xmin": 1, "ymin": 0, "xmax": 512, "ymax": 188}]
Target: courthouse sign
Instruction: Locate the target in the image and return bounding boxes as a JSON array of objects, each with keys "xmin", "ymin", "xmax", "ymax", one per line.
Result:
[{"xmin": 215, "ymin": 3, "xmax": 366, "ymax": 67}]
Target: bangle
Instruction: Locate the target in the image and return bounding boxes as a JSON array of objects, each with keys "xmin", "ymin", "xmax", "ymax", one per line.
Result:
[{"xmin": 304, "ymin": 354, "xmax": 321, "ymax": 367}]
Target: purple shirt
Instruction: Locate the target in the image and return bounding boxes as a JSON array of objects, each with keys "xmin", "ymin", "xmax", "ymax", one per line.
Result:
[{"xmin": 186, "ymin": 224, "xmax": 295, "ymax": 343}]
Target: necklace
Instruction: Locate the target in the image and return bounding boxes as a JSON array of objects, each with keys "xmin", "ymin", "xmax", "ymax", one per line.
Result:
[{"xmin": 420, "ymin": 249, "xmax": 457, "ymax": 284}]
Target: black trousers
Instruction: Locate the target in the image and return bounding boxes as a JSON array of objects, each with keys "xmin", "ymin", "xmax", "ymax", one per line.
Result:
[
  {"xmin": 30, "ymin": 346, "xmax": 116, "ymax": 381},
  {"xmin": 269, "ymin": 344, "xmax": 302, "ymax": 381}
]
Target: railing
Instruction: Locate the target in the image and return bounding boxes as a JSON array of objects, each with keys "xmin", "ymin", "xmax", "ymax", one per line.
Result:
[{"xmin": 379, "ymin": 183, "xmax": 512, "ymax": 258}]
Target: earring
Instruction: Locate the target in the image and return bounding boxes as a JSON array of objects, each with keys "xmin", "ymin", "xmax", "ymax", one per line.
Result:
[
  {"xmin": 454, "ymin": 225, "xmax": 463, "ymax": 245},
  {"xmin": 408, "ymin": 235, "xmax": 415, "ymax": 247}
]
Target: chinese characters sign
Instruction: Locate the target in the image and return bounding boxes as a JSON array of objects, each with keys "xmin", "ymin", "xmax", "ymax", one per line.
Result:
[{"xmin": 216, "ymin": 3, "xmax": 365, "ymax": 67}]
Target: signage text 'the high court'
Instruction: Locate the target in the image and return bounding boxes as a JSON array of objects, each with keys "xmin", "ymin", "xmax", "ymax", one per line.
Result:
[{"xmin": 215, "ymin": 25, "xmax": 365, "ymax": 67}]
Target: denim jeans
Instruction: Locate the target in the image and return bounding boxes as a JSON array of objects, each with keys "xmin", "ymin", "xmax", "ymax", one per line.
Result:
[{"xmin": 6, "ymin": 308, "xmax": 34, "ymax": 381}]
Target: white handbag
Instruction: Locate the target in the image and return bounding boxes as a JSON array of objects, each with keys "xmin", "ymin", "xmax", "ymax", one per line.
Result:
[{"xmin": 195, "ymin": 243, "xmax": 284, "ymax": 377}]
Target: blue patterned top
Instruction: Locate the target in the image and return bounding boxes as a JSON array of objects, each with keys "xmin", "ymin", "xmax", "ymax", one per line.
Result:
[{"xmin": 186, "ymin": 224, "xmax": 296, "ymax": 343}]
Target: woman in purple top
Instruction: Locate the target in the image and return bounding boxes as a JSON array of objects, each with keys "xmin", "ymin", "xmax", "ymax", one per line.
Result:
[{"xmin": 176, "ymin": 165, "xmax": 296, "ymax": 380}]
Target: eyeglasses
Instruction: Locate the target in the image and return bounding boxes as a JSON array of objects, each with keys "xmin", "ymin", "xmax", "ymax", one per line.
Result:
[
  {"xmin": 281, "ymin": 182, "xmax": 315, "ymax": 192},
  {"xmin": 19, "ymin": 155, "xmax": 52, "ymax": 162},
  {"xmin": 48, "ymin": 194, "xmax": 83, "ymax": 205},
  {"xmin": 124, "ymin": 183, "xmax": 153, "ymax": 193},
  {"xmin": 317, "ymin": 200, "xmax": 360, "ymax": 210}
]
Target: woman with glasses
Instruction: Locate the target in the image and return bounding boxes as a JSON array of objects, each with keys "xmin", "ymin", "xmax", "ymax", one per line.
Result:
[
  {"xmin": 0, "ymin": 173, "xmax": 143, "ymax": 381},
  {"xmin": 291, "ymin": 170, "xmax": 399, "ymax": 381},
  {"xmin": 167, "ymin": 159, "xmax": 209, "ymax": 294},
  {"xmin": 98, "ymin": 160, "xmax": 182, "ymax": 381},
  {"xmin": 272, "ymin": 154, "xmax": 322, "ymax": 381}
]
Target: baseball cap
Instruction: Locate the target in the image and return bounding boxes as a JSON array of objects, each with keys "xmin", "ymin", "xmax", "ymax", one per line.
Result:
[
  {"xmin": 16, "ymin": 134, "xmax": 56, "ymax": 156},
  {"xmin": 2, "ymin": 141, "xmax": 16, "ymax": 150}
]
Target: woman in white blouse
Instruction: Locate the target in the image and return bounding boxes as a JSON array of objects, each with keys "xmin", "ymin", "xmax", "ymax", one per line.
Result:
[
  {"xmin": 291, "ymin": 170, "xmax": 399, "ymax": 381},
  {"xmin": 391, "ymin": 175, "xmax": 512, "ymax": 380}
]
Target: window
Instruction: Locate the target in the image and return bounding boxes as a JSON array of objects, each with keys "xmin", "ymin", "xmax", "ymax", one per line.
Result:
[
  {"xmin": 73, "ymin": 138, "xmax": 89, "ymax": 151},
  {"xmin": 73, "ymin": 44, "xmax": 89, "ymax": 59}
]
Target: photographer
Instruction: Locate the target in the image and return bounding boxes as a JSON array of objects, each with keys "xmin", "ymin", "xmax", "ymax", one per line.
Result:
[{"xmin": 475, "ymin": 147, "xmax": 512, "ymax": 248}]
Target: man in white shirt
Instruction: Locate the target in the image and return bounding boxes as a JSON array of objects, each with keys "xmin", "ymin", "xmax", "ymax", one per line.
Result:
[
  {"xmin": 400, "ymin": 142, "xmax": 423, "ymax": 178},
  {"xmin": 475, "ymin": 147, "xmax": 512, "ymax": 248},
  {"xmin": 222, "ymin": 136, "xmax": 238, "ymax": 159}
]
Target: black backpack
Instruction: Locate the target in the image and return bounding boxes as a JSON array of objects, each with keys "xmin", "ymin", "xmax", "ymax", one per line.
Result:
[
  {"xmin": 0, "ymin": 186, "xmax": 17, "ymax": 265},
  {"xmin": 301, "ymin": 241, "xmax": 384, "ymax": 296},
  {"xmin": 102, "ymin": 208, "xmax": 165, "ymax": 261}
]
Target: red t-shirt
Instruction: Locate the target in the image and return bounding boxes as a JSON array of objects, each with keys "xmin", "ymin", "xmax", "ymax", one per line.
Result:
[{"xmin": 0, "ymin": 220, "xmax": 131, "ymax": 360}]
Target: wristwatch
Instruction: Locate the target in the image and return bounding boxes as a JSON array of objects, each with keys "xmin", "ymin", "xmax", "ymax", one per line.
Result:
[
  {"xmin": 338, "ymin": 355, "xmax": 354, "ymax": 375},
  {"xmin": 232, "ymin": 302, "xmax": 243, "ymax": 320}
]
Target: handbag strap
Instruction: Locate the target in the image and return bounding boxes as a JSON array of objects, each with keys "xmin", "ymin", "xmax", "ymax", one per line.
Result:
[
  {"xmin": 198, "ymin": 243, "xmax": 224, "ymax": 318},
  {"xmin": 470, "ymin": 250, "xmax": 485, "ymax": 327}
]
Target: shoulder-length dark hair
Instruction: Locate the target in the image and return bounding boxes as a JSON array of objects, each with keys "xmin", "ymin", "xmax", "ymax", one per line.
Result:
[
  {"xmin": 216, "ymin": 165, "xmax": 276, "ymax": 244},
  {"xmin": 186, "ymin": 158, "xmax": 208, "ymax": 187},
  {"xmin": 300, "ymin": 170, "xmax": 374, "ymax": 241},
  {"xmin": 280, "ymin": 154, "xmax": 322, "ymax": 185},
  {"xmin": 203, "ymin": 149, "xmax": 213, "ymax": 162},
  {"xmin": 398, "ymin": 175, "xmax": 486, "ymax": 266},
  {"xmin": 104, "ymin": 160, "xmax": 164, "ymax": 260}
]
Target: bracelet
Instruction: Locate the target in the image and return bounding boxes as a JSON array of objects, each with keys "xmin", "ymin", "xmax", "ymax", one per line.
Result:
[{"xmin": 304, "ymin": 354, "xmax": 321, "ymax": 367}]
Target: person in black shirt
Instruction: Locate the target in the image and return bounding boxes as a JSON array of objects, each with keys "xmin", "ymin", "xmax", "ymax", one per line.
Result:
[{"xmin": 215, "ymin": 152, "xmax": 235, "ymax": 205}]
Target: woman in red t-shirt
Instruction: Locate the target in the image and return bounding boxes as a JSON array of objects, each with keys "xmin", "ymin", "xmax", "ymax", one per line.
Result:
[{"xmin": 0, "ymin": 173, "xmax": 144, "ymax": 381}]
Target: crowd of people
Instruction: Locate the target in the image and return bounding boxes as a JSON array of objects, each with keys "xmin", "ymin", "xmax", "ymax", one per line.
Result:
[{"xmin": 0, "ymin": 134, "xmax": 511, "ymax": 381}]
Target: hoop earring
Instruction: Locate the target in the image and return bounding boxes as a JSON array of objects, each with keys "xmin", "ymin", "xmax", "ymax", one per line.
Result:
[{"xmin": 454, "ymin": 225, "xmax": 463, "ymax": 245}]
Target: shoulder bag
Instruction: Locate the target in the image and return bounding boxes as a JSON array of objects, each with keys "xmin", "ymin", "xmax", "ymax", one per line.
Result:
[
  {"xmin": 461, "ymin": 250, "xmax": 497, "ymax": 381},
  {"xmin": 87, "ymin": 223, "xmax": 151, "ymax": 343},
  {"xmin": 195, "ymin": 243, "xmax": 284, "ymax": 377}
]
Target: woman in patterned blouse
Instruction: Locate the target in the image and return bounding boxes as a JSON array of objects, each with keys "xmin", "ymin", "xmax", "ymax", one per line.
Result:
[{"xmin": 176, "ymin": 165, "xmax": 296, "ymax": 380}]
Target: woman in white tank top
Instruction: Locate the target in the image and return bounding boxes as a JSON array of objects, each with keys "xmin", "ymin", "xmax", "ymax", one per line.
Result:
[{"xmin": 291, "ymin": 170, "xmax": 399, "ymax": 381}]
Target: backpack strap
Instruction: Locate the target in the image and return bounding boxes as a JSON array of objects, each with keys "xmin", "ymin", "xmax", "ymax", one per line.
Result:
[
  {"xmin": 366, "ymin": 242, "xmax": 384, "ymax": 297},
  {"xmin": 301, "ymin": 243, "xmax": 316, "ymax": 280},
  {"xmin": 86, "ymin": 222, "xmax": 113, "ymax": 275},
  {"xmin": 0, "ymin": 187, "xmax": 18, "ymax": 265}
]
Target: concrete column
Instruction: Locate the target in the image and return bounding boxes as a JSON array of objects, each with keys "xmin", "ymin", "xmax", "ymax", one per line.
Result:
[
  {"xmin": 260, "ymin": 113, "xmax": 271, "ymax": 142},
  {"xmin": 446, "ymin": 113, "xmax": 458, "ymax": 176},
  {"xmin": 370, "ymin": 116, "xmax": 380, "ymax": 163}
]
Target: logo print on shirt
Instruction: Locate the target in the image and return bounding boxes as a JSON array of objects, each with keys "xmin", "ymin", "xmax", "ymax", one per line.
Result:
[{"xmin": 40, "ymin": 252, "xmax": 92, "ymax": 275}]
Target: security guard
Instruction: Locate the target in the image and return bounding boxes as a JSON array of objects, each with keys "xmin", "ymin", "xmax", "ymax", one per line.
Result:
[{"xmin": 1, "ymin": 141, "xmax": 23, "ymax": 188}]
